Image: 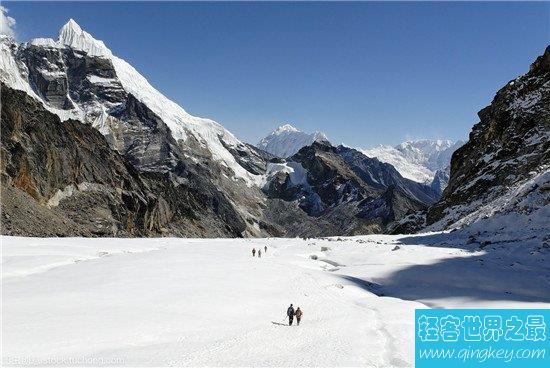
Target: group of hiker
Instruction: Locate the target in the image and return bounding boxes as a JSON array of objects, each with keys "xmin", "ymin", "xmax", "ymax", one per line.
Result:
[
  {"xmin": 286, "ymin": 304, "xmax": 303, "ymax": 326},
  {"xmin": 252, "ymin": 246, "xmax": 267, "ymax": 258},
  {"xmin": 250, "ymin": 247, "xmax": 304, "ymax": 326}
]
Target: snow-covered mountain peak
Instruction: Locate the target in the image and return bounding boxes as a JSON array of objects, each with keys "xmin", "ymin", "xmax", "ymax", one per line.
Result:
[
  {"xmin": 274, "ymin": 123, "xmax": 300, "ymax": 134},
  {"xmin": 257, "ymin": 124, "xmax": 328, "ymax": 158},
  {"xmin": 58, "ymin": 18, "xmax": 111, "ymax": 57},
  {"xmin": 63, "ymin": 18, "xmax": 82, "ymax": 33}
]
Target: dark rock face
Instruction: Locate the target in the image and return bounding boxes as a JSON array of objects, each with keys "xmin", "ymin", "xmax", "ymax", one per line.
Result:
[
  {"xmin": 292, "ymin": 141, "xmax": 379, "ymax": 214},
  {"xmin": 221, "ymin": 141, "xmax": 270, "ymax": 176},
  {"xmin": 0, "ymin": 85, "xmax": 246, "ymax": 237},
  {"xmin": 1, "ymin": 84, "xmax": 149, "ymax": 235},
  {"xmin": 427, "ymin": 46, "xmax": 550, "ymax": 228},
  {"xmin": 108, "ymin": 93, "xmax": 181, "ymax": 172},
  {"xmin": 18, "ymin": 45, "xmax": 74, "ymax": 109},
  {"xmin": 18, "ymin": 43, "xmax": 178, "ymax": 172}
]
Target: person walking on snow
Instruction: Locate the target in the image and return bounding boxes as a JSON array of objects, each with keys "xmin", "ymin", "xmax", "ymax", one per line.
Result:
[
  {"xmin": 258, "ymin": 249, "xmax": 262, "ymax": 258},
  {"xmin": 252, "ymin": 248, "xmax": 256, "ymax": 257},
  {"xmin": 264, "ymin": 246, "xmax": 267, "ymax": 253},
  {"xmin": 287, "ymin": 304, "xmax": 295, "ymax": 326},
  {"xmin": 295, "ymin": 307, "xmax": 303, "ymax": 325}
]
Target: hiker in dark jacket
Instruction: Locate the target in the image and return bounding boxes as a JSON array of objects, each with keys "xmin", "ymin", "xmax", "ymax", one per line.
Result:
[
  {"xmin": 264, "ymin": 246, "xmax": 267, "ymax": 253},
  {"xmin": 295, "ymin": 307, "xmax": 303, "ymax": 325},
  {"xmin": 252, "ymin": 248, "xmax": 256, "ymax": 257},
  {"xmin": 258, "ymin": 249, "xmax": 262, "ymax": 258},
  {"xmin": 287, "ymin": 304, "xmax": 295, "ymax": 326}
]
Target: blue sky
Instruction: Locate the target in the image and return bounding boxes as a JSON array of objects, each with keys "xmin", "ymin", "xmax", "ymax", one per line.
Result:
[{"xmin": 5, "ymin": 1, "xmax": 549, "ymax": 147}]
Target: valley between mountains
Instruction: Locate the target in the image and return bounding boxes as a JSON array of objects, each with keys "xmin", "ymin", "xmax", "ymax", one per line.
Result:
[{"xmin": 2, "ymin": 19, "xmax": 548, "ymax": 241}]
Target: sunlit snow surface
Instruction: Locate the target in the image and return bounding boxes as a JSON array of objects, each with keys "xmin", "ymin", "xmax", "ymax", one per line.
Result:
[{"xmin": 2, "ymin": 234, "xmax": 548, "ymax": 366}]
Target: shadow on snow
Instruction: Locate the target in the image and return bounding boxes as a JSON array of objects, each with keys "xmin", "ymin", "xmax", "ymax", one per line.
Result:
[{"xmin": 337, "ymin": 231, "xmax": 550, "ymax": 305}]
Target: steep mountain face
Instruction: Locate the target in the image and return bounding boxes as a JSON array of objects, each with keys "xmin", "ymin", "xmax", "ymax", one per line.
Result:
[
  {"xmin": 0, "ymin": 85, "xmax": 248, "ymax": 237},
  {"xmin": 263, "ymin": 141, "xmax": 438, "ymax": 235},
  {"xmin": 257, "ymin": 124, "xmax": 328, "ymax": 158},
  {"xmin": 361, "ymin": 139, "xmax": 463, "ymax": 185},
  {"xmin": 426, "ymin": 46, "xmax": 550, "ymax": 239},
  {"xmin": 1, "ymin": 20, "xmax": 274, "ymax": 236}
]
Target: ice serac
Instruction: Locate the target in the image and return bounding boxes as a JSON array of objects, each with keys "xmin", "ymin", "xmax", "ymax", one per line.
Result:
[
  {"xmin": 257, "ymin": 124, "xmax": 328, "ymax": 158},
  {"xmin": 426, "ymin": 45, "xmax": 550, "ymax": 240}
]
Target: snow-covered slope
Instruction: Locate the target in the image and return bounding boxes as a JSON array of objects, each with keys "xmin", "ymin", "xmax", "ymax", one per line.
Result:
[
  {"xmin": 3, "ymin": 234, "xmax": 547, "ymax": 366},
  {"xmin": 257, "ymin": 124, "xmax": 328, "ymax": 158},
  {"xmin": 426, "ymin": 166, "xmax": 549, "ymax": 241},
  {"xmin": 1, "ymin": 19, "xmax": 259, "ymax": 184},
  {"xmin": 361, "ymin": 139, "xmax": 463, "ymax": 183}
]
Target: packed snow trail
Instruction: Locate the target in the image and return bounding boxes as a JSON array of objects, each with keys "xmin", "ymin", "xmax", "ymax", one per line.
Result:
[{"xmin": 2, "ymin": 235, "xmax": 548, "ymax": 367}]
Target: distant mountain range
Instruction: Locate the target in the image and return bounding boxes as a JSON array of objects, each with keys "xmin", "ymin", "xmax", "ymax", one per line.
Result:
[
  {"xmin": 361, "ymin": 139, "xmax": 464, "ymax": 183},
  {"xmin": 258, "ymin": 125, "xmax": 463, "ymax": 187},
  {"xmin": 1, "ymin": 19, "xmax": 547, "ymax": 241}
]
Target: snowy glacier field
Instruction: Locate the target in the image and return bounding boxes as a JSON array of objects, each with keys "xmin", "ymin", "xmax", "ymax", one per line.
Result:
[{"xmin": 2, "ymin": 234, "xmax": 549, "ymax": 367}]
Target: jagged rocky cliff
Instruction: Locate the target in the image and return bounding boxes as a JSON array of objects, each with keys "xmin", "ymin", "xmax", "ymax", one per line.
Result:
[
  {"xmin": 424, "ymin": 46, "xmax": 550, "ymax": 239},
  {"xmin": 1, "ymin": 21, "xmax": 274, "ymax": 237}
]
